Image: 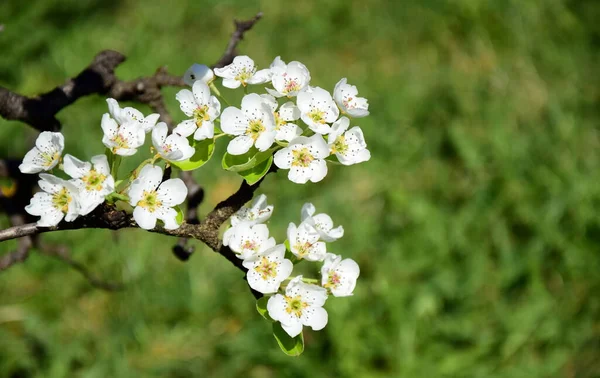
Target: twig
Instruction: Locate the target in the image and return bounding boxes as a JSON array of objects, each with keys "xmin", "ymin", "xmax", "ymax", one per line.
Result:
[
  {"xmin": 0, "ymin": 215, "xmax": 33, "ymax": 271},
  {"xmin": 213, "ymin": 12, "xmax": 263, "ymax": 68}
]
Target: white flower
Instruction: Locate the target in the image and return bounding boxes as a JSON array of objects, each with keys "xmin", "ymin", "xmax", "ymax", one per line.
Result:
[
  {"xmin": 300, "ymin": 203, "xmax": 344, "ymax": 242},
  {"xmin": 297, "ymin": 87, "xmax": 339, "ymax": 134},
  {"xmin": 101, "ymin": 115, "xmax": 145, "ymax": 156},
  {"xmin": 106, "ymin": 98, "xmax": 159, "ymax": 133},
  {"xmin": 243, "ymin": 244, "xmax": 293, "ymax": 294},
  {"xmin": 266, "ymin": 56, "xmax": 311, "ymax": 98},
  {"xmin": 221, "ymin": 93, "xmax": 276, "ymax": 155},
  {"xmin": 214, "ymin": 55, "xmax": 271, "ymax": 89},
  {"xmin": 25, "ymin": 174, "xmax": 80, "ymax": 227},
  {"xmin": 183, "ymin": 63, "xmax": 214, "ymax": 86},
  {"xmin": 128, "ymin": 165, "xmax": 187, "ymax": 230},
  {"xmin": 63, "ymin": 154, "xmax": 114, "ymax": 216},
  {"xmin": 320, "ymin": 253, "xmax": 360, "ymax": 297},
  {"xmin": 267, "ymin": 276, "xmax": 328, "ymax": 337},
  {"xmin": 227, "ymin": 222, "xmax": 276, "ymax": 260},
  {"xmin": 19, "ymin": 132, "xmax": 64, "ymax": 174},
  {"xmin": 173, "ymin": 81, "xmax": 220, "ymax": 141},
  {"xmin": 223, "ymin": 194, "xmax": 273, "ymax": 246},
  {"xmin": 273, "ymin": 134, "xmax": 329, "ymax": 184},
  {"xmin": 260, "ymin": 94, "xmax": 302, "ymax": 142},
  {"xmin": 333, "ymin": 78, "xmax": 369, "ymax": 118},
  {"xmin": 287, "ymin": 222, "xmax": 326, "ymax": 262},
  {"xmin": 152, "ymin": 122, "xmax": 195, "ymax": 162},
  {"xmin": 327, "ymin": 117, "xmax": 371, "ymax": 165}
]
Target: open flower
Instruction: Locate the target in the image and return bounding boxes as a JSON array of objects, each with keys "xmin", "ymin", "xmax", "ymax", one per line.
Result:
[
  {"xmin": 261, "ymin": 94, "xmax": 302, "ymax": 142},
  {"xmin": 297, "ymin": 87, "xmax": 339, "ymax": 134},
  {"xmin": 333, "ymin": 78, "xmax": 369, "ymax": 118},
  {"xmin": 106, "ymin": 98, "xmax": 159, "ymax": 133},
  {"xmin": 223, "ymin": 194, "xmax": 274, "ymax": 246},
  {"xmin": 221, "ymin": 93, "xmax": 276, "ymax": 155},
  {"xmin": 273, "ymin": 134, "xmax": 329, "ymax": 184},
  {"xmin": 63, "ymin": 154, "xmax": 114, "ymax": 216},
  {"xmin": 227, "ymin": 223, "xmax": 276, "ymax": 260},
  {"xmin": 183, "ymin": 63, "xmax": 214, "ymax": 86},
  {"xmin": 266, "ymin": 56, "xmax": 311, "ymax": 98},
  {"xmin": 214, "ymin": 55, "xmax": 271, "ymax": 89},
  {"xmin": 327, "ymin": 117, "xmax": 370, "ymax": 165},
  {"xmin": 267, "ymin": 276, "xmax": 328, "ymax": 337},
  {"xmin": 300, "ymin": 203, "xmax": 344, "ymax": 242},
  {"xmin": 243, "ymin": 244, "xmax": 293, "ymax": 294},
  {"xmin": 320, "ymin": 253, "xmax": 360, "ymax": 297},
  {"xmin": 152, "ymin": 122, "xmax": 195, "ymax": 162},
  {"xmin": 287, "ymin": 222, "xmax": 327, "ymax": 262},
  {"xmin": 173, "ymin": 81, "xmax": 220, "ymax": 141},
  {"xmin": 25, "ymin": 174, "xmax": 80, "ymax": 227},
  {"xmin": 101, "ymin": 115, "xmax": 145, "ymax": 156},
  {"xmin": 19, "ymin": 131, "xmax": 64, "ymax": 174},
  {"xmin": 128, "ymin": 165, "xmax": 187, "ymax": 230}
]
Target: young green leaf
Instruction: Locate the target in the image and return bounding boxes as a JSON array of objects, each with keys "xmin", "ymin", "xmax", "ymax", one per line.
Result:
[
  {"xmin": 238, "ymin": 155, "xmax": 273, "ymax": 185},
  {"xmin": 170, "ymin": 138, "xmax": 215, "ymax": 171},
  {"xmin": 272, "ymin": 322, "xmax": 304, "ymax": 356}
]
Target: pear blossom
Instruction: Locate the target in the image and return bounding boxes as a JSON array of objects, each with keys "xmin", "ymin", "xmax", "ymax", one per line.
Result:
[
  {"xmin": 243, "ymin": 244, "xmax": 293, "ymax": 294},
  {"xmin": 106, "ymin": 98, "xmax": 159, "ymax": 133},
  {"xmin": 221, "ymin": 93, "xmax": 276, "ymax": 155},
  {"xmin": 19, "ymin": 131, "xmax": 64, "ymax": 174},
  {"xmin": 287, "ymin": 222, "xmax": 327, "ymax": 261},
  {"xmin": 297, "ymin": 87, "xmax": 339, "ymax": 134},
  {"xmin": 63, "ymin": 154, "xmax": 114, "ymax": 216},
  {"xmin": 101, "ymin": 115, "xmax": 145, "ymax": 156},
  {"xmin": 223, "ymin": 194, "xmax": 273, "ymax": 246},
  {"xmin": 321, "ymin": 253, "xmax": 360, "ymax": 297},
  {"xmin": 183, "ymin": 63, "xmax": 214, "ymax": 86},
  {"xmin": 300, "ymin": 203, "xmax": 344, "ymax": 242},
  {"xmin": 273, "ymin": 134, "xmax": 329, "ymax": 184},
  {"xmin": 25, "ymin": 174, "xmax": 80, "ymax": 227},
  {"xmin": 227, "ymin": 222, "xmax": 276, "ymax": 260},
  {"xmin": 267, "ymin": 276, "xmax": 328, "ymax": 337},
  {"xmin": 173, "ymin": 81, "xmax": 220, "ymax": 141},
  {"xmin": 214, "ymin": 55, "xmax": 271, "ymax": 89},
  {"xmin": 261, "ymin": 94, "xmax": 302, "ymax": 142},
  {"xmin": 333, "ymin": 78, "xmax": 370, "ymax": 117},
  {"xmin": 152, "ymin": 122, "xmax": 195, "ymax": 162},
  {"xmin": 327, "ymin": 117, "xmax": 370, "ymax": 165},
  {"xmin": 266, "ymin": 56, "xmax": 311, "ymax": 98},
  {"xmin": 128, "ymin": 165, "xmax": 187, "ymax": 230}
]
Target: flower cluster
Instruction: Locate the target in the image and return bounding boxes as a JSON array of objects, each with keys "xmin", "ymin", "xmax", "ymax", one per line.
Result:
[
  {"xmin": 20, "ymin": 100, "xmax": 187, "ymax": 229},
  {"xmin": 224, "ymin": 195, "xmax": 360, "ymax": 338}
]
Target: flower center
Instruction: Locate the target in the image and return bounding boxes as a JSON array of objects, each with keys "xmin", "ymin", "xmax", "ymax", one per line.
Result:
[
  {"xmin": 242, "ymin": 240, "xmax": 258, "ymax": 252},
  {"xmin": 284, "ymin": 295, "xmax": 308, "ymax": 317},
  {"xmin": 283, "ymin": 79, "xmax": 300, "ymax": 94},
  {"xmin": 193, "ymin": 105, "xmax": 210, "ymax": 127},
  {"xmin": 235, "ymin": 67, "xmax": 254, "ymax": 86},
  {"xmin": 254, "ymin": 256, "xmax": 278, "ymax": 280},
  {"xmin": 111, "ymin": 133, "xmax": 130, "ymax": 152},
  {"xmin": 330, "ymin": 135, "xmax": 348, "ymax": 155},
  {"xmin": 274, "ymin": 112, "xmax": 286, "ymax": 130},
  {"xmin": 291, "ymin": 148, "xmax": 314, "ymax": 168},
  {"xmin": 309, "ymin": 109, "xmax": 327, "ymax": 124},
  {"xmin": 138, "ymin": 190, "xmax": 161, "ymax": 213},
  {"xmin": 82, "ymin": 169, "xmax": 107, "ymax": 191},
  {"xmin": 342, "ymin": 97, "xmax": 355, "ymax": 109},
  {"xmin": 247, "ymin": 119, "xmax": 265, "ymax": 140},
  {"xmin": 52, "ymin": 188, "xmax": 72, "ymax": 213},
  {"xmin": 324, "ymin": 271, "xmax": 341, "ymax": 289},
  {"xmin": 294, "ymin": 241, "xmax": 313, "ymax": 258},
  {"xmin": 41, "ymin": 151, "xmax": 60, "ymax": 167}
]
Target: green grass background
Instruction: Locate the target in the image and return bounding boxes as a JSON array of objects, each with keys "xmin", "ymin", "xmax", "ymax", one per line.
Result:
[{"xmin": 1, "ymin": 0, "xmax": 600, "ymax": 376}]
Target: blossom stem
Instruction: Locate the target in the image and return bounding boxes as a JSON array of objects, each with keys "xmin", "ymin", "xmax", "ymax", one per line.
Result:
[
  {"xmin": 111, "ymin": 156, "xmax": 122, "ymax": 180},
  {"xmin": 209, "ymin": 82, "xmax": 231, "ymax": 106},
  {"xmin": 301, "ymin": 277, "xmax": 319, "ymax": 284},
  {"xmin": 214, "ymin": 133, "xmax": 228, "ymax": 140},
  {"xmin": 105, "ymin": 192, "xmax": 130, "ymax": 204}
]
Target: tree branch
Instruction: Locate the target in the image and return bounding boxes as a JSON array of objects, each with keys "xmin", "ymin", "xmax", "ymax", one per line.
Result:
[{"xmin": 213, "ymin": 12, "xmax": 264, "ymax": 68}]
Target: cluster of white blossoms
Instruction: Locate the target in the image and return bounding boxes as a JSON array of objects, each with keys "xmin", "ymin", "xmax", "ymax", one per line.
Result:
[
  {"xmin": 20, "ymin": 99, "xmax": 188, "ymax": 229},
  {"xmin": 224, "ymin": 195, "xmax": 360, "ymax": 338}
]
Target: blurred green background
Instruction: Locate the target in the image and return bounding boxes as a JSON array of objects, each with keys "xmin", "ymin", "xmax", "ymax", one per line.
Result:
[{"xmin": 1, "ymin": 0, "xmax": 600, "ymax": 376}]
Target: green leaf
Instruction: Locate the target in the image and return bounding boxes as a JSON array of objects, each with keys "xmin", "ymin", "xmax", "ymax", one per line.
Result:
[
  {"xmin": 272, "ymin": 322, "xmax": 304, "ymax": 356},
  {"xmin": 256, "ymin": 296, "xmax": 274, "ymax": 322},
  {"xmin": 174, "ymin": 205, "xmax": 184, "ymax": 225},
  {"xmin": 170, "ymin": 138, "xmax": 215, "ymax": 171},
  {"xmin": 222, "ymin": 146, "xmax": 279, "ymax": 172},
  {"xmin": 238, "ymin": 155, "xmax": 273, "ymax": 185}
]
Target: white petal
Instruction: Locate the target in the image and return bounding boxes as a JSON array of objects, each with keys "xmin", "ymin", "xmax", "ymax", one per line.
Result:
[
  {"xmin": 141, "ymin": 113, "xmax": 160, "ymax": 133},
  {"xmin": 151, "ymin": 122, "xmax": 168, "ymax": 150},
  {"xmin": 155, "ymin": 206, "xmax": 179, "ymax": 230},
  {"xmin": 133, "ymin": 206, "xmax": 157, "ymax": 230},
  {"xmin": 329, "ymin": 117, "xmax": 350, "ymax": 142},
  {"xmin": 227, "ymin": 135, "xmax": 254, "ymax": 155},
  {"xmin": 220, "ymin": 107, "xmax": 248, "ymax": 136},
  {"xmin": 279, "ymin": 102, "xmax": 301, "ymax": 121},
  {"xmin": 273, "ymin": 147, "xmax": 293, "ymax": 169},
  {"xmin": 37, "ymin": 209, "xmax": 65, "ymax": 227},
  {"xmin": 101, "ymin": 113, "xmax": 118, "ymax": 138},
  {"xmin": 222, "ymin": 78, "xmax": 241, "ymax": 89},
  {"xmin": 106, "ymin": 98, "xmax": 122, "ymax": 122},
  {"xmin": 241, "ymin": 93, "xmax": 265, "ymax": 113},
  {"xmin": 260, "ymin": 94, "xmax": 278, "ymax": 112},
  {"xmin": 25, "ymin": 192, "xmax": 52, "ymax": 216},
  {"xmin": 302, "ymin": 306, "xmax": 328, "ymax": 331},
  {"xmin": 247, "ymin": 68, "xmax": 272, "ymax": 84},
  {"xmin": 184, "ymin": 63, "xmax": 214, "ymax": 86},
  {"xmin": 308, "ymin": 159, "xmax": 327, "ymax": 183},
  {"xmin": 300, "ymin": 203, "xmax": 316, "ymax": 222},
  {"xmin": 35, "ymin": 131, "xmax": 64, "ymax": 155},
  {"xmin": 176, "ymin": 89, "xmax": 197, "ymax": 116},
  {"xmin": 288, "ymin": 166, "xmax": 312, "ymax": 184},
  {"xmin": 174, "ymin": 120, "xmax": 197, "ymax": 137},
  {"xmin": 192, "ymin": 81, "xmax": 211, "ymax": 105},
  {"xmin": 156, "ymin": 178, "xmax": 187, "ymax": 206},
  {"xmin": 193, "ymin": 121, "xmax": 214, "ymax": 140},
  {"xmin": 19, "ymin": 149, "xmax": 45, "ymax": 174},
  {"xmin": 91, "ymin": 155, "xmax": 110, "ymax": 175},
  {"xmin": 63, "ymin": 154, "xmax": 90, "ymax": 179},
  {"xmin": 254, "ymin": 131, "xmax": 275, "ymax": 152}
]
